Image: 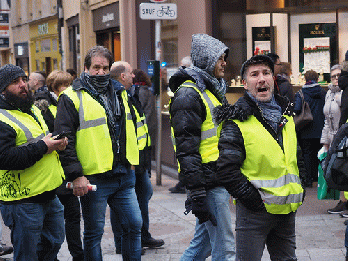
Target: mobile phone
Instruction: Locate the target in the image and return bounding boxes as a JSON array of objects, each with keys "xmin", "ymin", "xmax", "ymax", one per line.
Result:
[{"xmin": 53, "ymin": 131, "xmax": 71, "ymax": 140}]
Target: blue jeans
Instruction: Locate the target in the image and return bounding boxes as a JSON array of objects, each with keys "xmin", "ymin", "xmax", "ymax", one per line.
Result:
[
  {"xmin": 111, "ymin": 169, "xmax": 153, "ymax": 250},
  {"xmin": 1, "ymin": 196, "xmax": 65, "ymax": 261},
  {"xmin": 235, "ymin": 202, "xmax": 296, "ymax": 261},
  {"xmin": 80, "ymin": 169, "xmax": 142, "ymax": 261},
  {"xmin": 181, "ymin": 187, "xmax": 236, "ymax": 261}
]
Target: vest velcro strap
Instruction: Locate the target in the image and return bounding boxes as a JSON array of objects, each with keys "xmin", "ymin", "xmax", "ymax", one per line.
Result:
[
  {"xmin": 201, "ymin": 128, "xmax": 216, "ymax": 140},
  {"xmin": 78, "ymin": 117, "xmax": 106, "ymax": 131},
  {"xmin": 252, "ymin": 173, "xmax": 301, "ymax": 188},
  {"xmin": 0, "ymin": 109, "xmax": 33, "ymax": 141},
  {"xmin": 261, "ymin": 191, "xmax": 304, "ymax": 205},
  {"xmin": 127, "ymin": 113, "xmax": 132, "ymax": 121}
]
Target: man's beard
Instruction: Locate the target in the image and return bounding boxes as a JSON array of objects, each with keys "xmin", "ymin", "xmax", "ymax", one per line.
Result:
[{"xmin": 3, "ymin": 89, "xmax": 34, "ymax": 111}]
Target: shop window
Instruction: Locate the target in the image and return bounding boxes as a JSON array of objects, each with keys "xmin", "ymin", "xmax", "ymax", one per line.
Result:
[
  {"xmin": 36, "ymin": 41, "xmax": 40, "ymax": 53},
  {"xmin": 52, "ymin": 38, "xmax": 58, "ymax": 51},
  {"xmin": 41, "ymin": 39, "xmax": 50, "ymax": 52},
  {"xmin": 162, "ymin": 40, "xmax": 178, "ymax": 68},
  {"xmin": 53, "ymin": 58, "xmax": 58, "ymax": 70}
]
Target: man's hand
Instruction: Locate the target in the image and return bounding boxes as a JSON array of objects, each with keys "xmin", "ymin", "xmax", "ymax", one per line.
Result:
[
  {"xmin": 191, "ymin": 197, "xmax": 217, "ymax": 226},
  {"xmin": 42, "ymin": 134, "xmax": 68, "ymax": 154},
  {"xmin": 72, "ymin": 176, "xmax": 90, "ymax": 197}
]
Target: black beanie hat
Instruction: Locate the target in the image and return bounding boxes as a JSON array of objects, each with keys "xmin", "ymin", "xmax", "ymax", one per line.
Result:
[
  {"xmin": 240, "ymin": 55, "xmax": 274, "ymax": 79},
  {"xmin": 0, "ymin": 64, "xmax": 26, "ymax": 93}
]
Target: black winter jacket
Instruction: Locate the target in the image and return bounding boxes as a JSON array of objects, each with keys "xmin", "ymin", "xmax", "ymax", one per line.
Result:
[
  {"xmin": 169, "ymin": 68, "xmax": 224, "ymax": 197},
  {"xmin": 54, "ymin": 78, "xmax": 137, "ymax": 182},
  {"xmin": 214, "ymin": 93, "xmax": 294, "ymax": 211}
]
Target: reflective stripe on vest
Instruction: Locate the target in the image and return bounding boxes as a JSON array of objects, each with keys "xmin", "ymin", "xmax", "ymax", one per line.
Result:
[
  {"xmin": 133, "ymin": 106, "xmax": 151, "ymax": 150},
  {"xmin": 234, "ymin": 115, "xmax": 303, "ymax": 214},
  {"xmin": 170, "ymin": 80, "xmax": 221, "ymax": 167},
  {"xmin": 63, "ymin": 87, "xmax": 139, "ymax": 175},
  {"xmin": 0, "ymin": 106, "xmax": 64, "ymax": 201}
]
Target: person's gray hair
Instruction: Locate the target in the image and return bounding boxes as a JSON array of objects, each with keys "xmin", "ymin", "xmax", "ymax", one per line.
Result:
[{"xmin": 331, "ymin": 64, "xmax": 342, "ymax": 72}]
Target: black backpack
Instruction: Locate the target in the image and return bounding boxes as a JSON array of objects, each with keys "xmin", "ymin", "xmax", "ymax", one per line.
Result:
[{"xmin": 324, "ymin": 122, "xmax": 348, "ymax": 191}]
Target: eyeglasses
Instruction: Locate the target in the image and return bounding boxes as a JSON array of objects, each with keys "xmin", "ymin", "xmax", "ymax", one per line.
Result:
[{"xmin": 331, "ymin": 74, "xmax": 341, "ymax": 79}]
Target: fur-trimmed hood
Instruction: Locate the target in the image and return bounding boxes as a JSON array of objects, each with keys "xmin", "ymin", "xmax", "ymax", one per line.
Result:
[{"xmin": 214, "ymin": 93, "xmax": 294, "ymax": 125}]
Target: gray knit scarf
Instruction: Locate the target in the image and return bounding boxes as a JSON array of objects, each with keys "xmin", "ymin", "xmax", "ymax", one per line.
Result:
[{"xmin": 247, "ymin": 91, "xmax": 282, "ymax": 132}]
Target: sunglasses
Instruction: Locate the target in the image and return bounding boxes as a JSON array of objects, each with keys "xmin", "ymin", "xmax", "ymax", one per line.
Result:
[{"xmin": 331, "ymin": 74, "xmax": 341, "ymax": 79}]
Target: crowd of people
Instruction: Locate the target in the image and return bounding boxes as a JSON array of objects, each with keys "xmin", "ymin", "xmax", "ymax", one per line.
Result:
[{"xmin": 0, "ymin": 33, "xmax": 347, "ymax": 261}]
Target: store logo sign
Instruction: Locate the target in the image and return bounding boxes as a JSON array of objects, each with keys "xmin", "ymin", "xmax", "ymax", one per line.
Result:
[
  {"xmin": 102, "ymin": 13, "xmax": 114, "ymax": 24},
  {"xmin": 310, "ymin": 24, "xmax": 324, "ymax": 35}
]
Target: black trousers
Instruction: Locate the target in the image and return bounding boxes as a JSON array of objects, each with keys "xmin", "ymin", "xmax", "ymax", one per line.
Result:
[
  {"xmin": 57, "ymin": 193, "xmax": 84, "ymax": 261},
  {"xmin": 298, "ymin": 138, "xmax": 321, "ymax": 183}
]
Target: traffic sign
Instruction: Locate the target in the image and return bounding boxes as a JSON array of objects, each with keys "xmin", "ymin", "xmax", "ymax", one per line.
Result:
[{"xmin": 140, "ymin": 3, "xmax": 177, "ymax": 20}]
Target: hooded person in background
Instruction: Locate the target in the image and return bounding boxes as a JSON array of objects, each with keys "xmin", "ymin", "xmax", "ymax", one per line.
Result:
[{"xmin": 169, "ymin": 34, "xmax": 235, "ymax": 260}]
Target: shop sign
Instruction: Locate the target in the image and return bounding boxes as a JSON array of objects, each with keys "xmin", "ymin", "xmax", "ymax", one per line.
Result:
[
  {"xmin": 38, "ymin": 23, "xmax": 49, "ymax": 35},
  {"xmin": 93, "ymin": 2, "xmax": 119, "ymax": 32},
  {"xmin": 102, "ymin": 13, "xmax": 114, "ymax": 24},
  {"xmin": 140, "ymin": 3, "xmax": 177, "ymax": 20}
]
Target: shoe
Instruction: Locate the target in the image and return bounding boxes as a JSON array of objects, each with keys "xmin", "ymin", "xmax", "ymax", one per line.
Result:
[
  {"xmin": 0, "ymin": 243, "xmax": 13, "ymax": 256},
  {"xmin": 169, "ymin": 184, "xmax": 186, "ymax": 194},
  {"xmin": 341, "ymin": 209, "xmax": 348, "ymax": 218},
  {"xmin": 142, "ymin": 237, "xmax": 165, "ymax": 248},
  {"xmin": 327, "ymin": 200, "xmax": 348, "ymax": 214}
]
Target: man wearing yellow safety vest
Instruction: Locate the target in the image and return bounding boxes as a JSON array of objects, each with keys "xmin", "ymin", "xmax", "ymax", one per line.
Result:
[
  {"xmin": 54, "ymin": 46, "xmax": 142, "ymax": 261},
  {"xmin": 169, "ymin": 34, "xmax": 235, "ymax": 260},
  {"xmin": 214, "ymin": 55, "xmax": 304, "ymax": 260},
  {"xmin": 109, "ymin": 63, "xmax": 164, "ymax": 254},
  {"xmin": 0, "ymin": 64, "xmax": 68, "ymax": 260}
]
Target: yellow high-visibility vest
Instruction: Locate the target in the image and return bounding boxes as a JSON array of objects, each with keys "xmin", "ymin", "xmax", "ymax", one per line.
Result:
[{"xmin": 0, "ymin": 106, "xmax": 64, "ymax": 201}]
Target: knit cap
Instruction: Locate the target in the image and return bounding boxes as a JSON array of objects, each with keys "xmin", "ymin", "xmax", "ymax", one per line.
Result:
[
  {"xmin": 190, "ymin": 34, "xmax": 229, "ymax": 76},
  {"xmin": 0, "ymin": 64, "xmax": 26, "ymax": 93},
  {"xmin": 240, "ymin": 55, "xmax": 274, "ymax": 79}
]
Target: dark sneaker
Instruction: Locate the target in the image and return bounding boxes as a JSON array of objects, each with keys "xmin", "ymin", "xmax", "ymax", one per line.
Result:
[
  {"xmin": 0, "ymin": 243, "xmax": 13, "ymax": 256},
  {"xmin": 142, "ymin": 237, "xmax": 165, "ymax": 248},
  {"xmin": 169, "ymin": 185, "xmax": 186, "ymax": 194},
  {"xmin": 341, "ymin": 210, "xmax": 348, "ymax": 218},
  {"xmin": 327, "ymin": 200, "xmax": 348, "ymax": 214}
]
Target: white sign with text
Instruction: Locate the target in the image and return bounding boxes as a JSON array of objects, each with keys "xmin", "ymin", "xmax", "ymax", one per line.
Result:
[{"xmin": 140, "ymin": 3, "xmax": 177, "ymax": 20}]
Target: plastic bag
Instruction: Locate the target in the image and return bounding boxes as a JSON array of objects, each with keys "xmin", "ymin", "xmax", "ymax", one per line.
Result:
[{"xmin": 317, "ymin": 147, "xmax": 340, "ymax": 200}]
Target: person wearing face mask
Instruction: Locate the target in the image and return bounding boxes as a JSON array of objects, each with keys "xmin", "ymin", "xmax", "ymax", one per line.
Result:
[
  {"xmin": 54, "ymin": 46, "xmax": 142, "ymax": 261},
  {"xmin": 214, "ymin": 55, "xmax": 304, "ymax": 260}
]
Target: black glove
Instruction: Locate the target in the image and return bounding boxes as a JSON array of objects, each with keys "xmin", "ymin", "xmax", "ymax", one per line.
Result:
[{"xmin": 191, "ymin": 197, "xmax": 217, "ymax": 226}]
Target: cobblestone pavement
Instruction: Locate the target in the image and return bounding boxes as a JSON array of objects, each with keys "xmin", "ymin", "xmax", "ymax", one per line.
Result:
[{"xmin": 0, "ymin": 172, "xmax": 347, "ymax": 260}]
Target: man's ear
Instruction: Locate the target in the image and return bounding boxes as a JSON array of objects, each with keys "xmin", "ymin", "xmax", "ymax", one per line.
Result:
[
  {"xmin": 242, "ymin": 79, "xmax": 247, "ymax": 90},
  {"xmin": 84, "ymin": 66, "xmax": 88, "ymax": 73}
]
